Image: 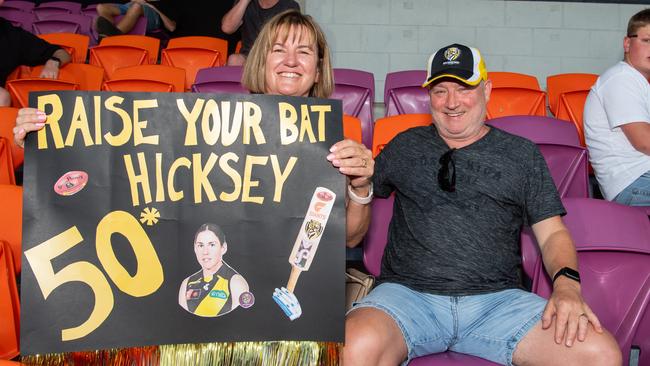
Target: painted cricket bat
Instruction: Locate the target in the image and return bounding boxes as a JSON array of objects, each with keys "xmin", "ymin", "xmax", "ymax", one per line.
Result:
[{"xmin": 273, "ymin": 187, "xmax": 336, "ymax": 320}]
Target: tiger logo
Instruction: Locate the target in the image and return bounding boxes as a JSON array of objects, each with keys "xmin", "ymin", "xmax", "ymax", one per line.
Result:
[
  {"xmin": 304, "ymin": 219, "xmax": 323, "ymax": 239},
  {"xmin": 444, "ymin": 47, "xmax": 460, "ymax": 61}
]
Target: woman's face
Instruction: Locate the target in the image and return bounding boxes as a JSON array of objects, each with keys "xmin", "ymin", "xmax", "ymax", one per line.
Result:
[
  {"xmin": 194, "ymin": 230, "xmax": 226, "ymax": 272},
  {"xmin": 264, "ymin": 25, "xmax": 319, "ymax": 97}
]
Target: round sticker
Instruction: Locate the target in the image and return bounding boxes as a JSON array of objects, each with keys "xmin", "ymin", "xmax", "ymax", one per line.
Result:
[
  {"xmin": 54, "ymin": 171, "xmax": 89, "ymax": 196},
  {"xmin": 239, "ymin": 291, "xmax": 255, "ymax": 309},
  {"xmin": 317, "ymin": 190, "xmax": 333, "ymax": 201}
]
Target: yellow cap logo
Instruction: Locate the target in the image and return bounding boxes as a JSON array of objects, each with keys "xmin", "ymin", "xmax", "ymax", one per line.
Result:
[{"xmin": 444, "ymin": 47, "xmax": 460, "ymax": 61}]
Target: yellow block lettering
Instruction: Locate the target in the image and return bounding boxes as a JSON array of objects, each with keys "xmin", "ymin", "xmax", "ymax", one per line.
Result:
[
  {"xmin": 37, "ymin": 94, "xmax": 64, "ymax": 149},
  {"xmin": 242, "ymin": 155, "xmax": 268, "ymax": 204},
  {"xmin": 64, "ymin": 96, "xmax": 94, "ymax": 147},
  {"xmin": 279, "ymin": 102, "xmax": 298, "ymax": 145},
  {"xmin": 192, "ymin": 153, "xmax": 218, "ymax": 204},
  {"xmin": 177, "ymin": 98, "xmax": 204, "ymax": 146},
  {"xmin": 104, "ymin": 96, "xmax": 132, "ymax": 146},
  {"xmin": 133, "ymin": 99, "xmax": 159, "ymax": 146},
  {"xmin": 123, "ymin": 152, "xmax": 152, "ymax": 206}
]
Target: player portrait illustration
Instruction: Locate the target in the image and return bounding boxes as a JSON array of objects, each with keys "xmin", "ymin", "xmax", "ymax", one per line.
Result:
[{"xmin": 179, "ymin": 223, "xmax": 253, "ymax": 317}]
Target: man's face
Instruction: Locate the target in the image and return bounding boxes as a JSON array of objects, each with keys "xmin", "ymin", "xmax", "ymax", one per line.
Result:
[
  {"xmin": 428, "ymin": 79, "xmax": 492, "ymax": 146},
  {"xmin": 625, "ymin": 24, "xmax": 650, "ymax": 80}
]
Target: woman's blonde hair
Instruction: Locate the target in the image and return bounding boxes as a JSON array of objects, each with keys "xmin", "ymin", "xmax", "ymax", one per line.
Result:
[{"xmin": 242, "ymin": 10, "xmax": 333, "ymax": 98}]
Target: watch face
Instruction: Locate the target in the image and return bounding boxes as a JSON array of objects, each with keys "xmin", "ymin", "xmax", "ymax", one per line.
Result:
[{"xmin": 556, "ymin": 267, "xmax": 580, "ymax": 283}]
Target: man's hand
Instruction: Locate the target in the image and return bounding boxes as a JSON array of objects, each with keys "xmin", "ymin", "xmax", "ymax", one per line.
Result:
[
  {"xmin": 541, "ymin": 277, "xmax": 603, "ymax": 347},
  {"xmin": 39, "ymin": 59, "xmax": 60, "ymax": 79}
]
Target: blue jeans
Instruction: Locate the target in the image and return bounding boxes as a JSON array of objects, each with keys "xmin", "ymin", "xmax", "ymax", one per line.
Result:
[
  {"xmin": 349, "ymin": 283, "xmax": 546, "ymax": 366},
  {"xmin": 614, "ymin": 170, "xmax": 650, "ymax": 206},
  {"xmin": 117, "ymin": 3, "xmax": 161, "ymax": 32}
]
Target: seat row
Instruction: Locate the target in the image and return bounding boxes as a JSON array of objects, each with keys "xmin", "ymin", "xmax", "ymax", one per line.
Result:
[
  {"xmin": 2, "ymin": 190, "xmax": 649, "ymax": 364},
  {"xmin": 0, "ymin": 1, "xmax": 149, "ymax": 45}
]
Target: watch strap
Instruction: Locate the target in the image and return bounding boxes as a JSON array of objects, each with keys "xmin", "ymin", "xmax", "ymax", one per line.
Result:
[{"xmin": 552, "ymin": 267, "xmax": 581, "ymax": 284}]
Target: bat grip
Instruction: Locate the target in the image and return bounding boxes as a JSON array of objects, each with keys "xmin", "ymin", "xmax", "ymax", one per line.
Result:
[{"xmin": 286, "ymin": 266, "xmax": 302, "ymax": 293}]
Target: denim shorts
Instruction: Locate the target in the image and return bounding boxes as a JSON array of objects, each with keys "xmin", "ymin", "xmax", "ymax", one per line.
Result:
[
  {"xmin": 349, "ymin": 283, "xmax": 546, "ymax": 366},
  {"xmin": 117, "ymin": 3, "xmax": 161, "ymax": 32},
  {"xmin": 614, "ymin": 170, "xmax": 650, "ymax": 207}
]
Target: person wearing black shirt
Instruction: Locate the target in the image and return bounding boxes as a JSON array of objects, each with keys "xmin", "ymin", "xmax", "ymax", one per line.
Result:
[
  {"xmin": 0, "ymin": 4, "xmax": 71, "ymax": 106},
  {"xmin": 95, "ymin": 0, "xmax": 178, "ymax": 38}
]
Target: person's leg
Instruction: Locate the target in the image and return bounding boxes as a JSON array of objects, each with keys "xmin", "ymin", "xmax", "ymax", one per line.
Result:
[
  {"xmin": 0, "ymin": 87, "xmax": 11, "ymax": 107},
  {"xmin": 344, "ymin": 283, "xmax": 452, "ymax": 366},
  {"xmin": 96, "ymin": 3, "xmax": 121, "ymax": 22},
  {"xmin": 513, "ymin": 319, "xmax": 621, "ymax": 366},
  {"xmin": 115, "ymin": 2, "xmax": 144, "ymax": 34},
  {"xmin": 227, "ymin": 53, "xmax": 247, "ymax": 66},
  {"xmin": 345, "ymin": 307, "xmax": 408, "ymax": 366},
  {"xmin": 613, "ymin": 171, "xmax": 650, "ymax": 206}
]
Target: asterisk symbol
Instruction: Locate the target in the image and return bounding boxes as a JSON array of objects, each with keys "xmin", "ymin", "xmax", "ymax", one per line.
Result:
[{"xmin": 140, "ymin": 207, "xmax": 160, "ymax": 226}]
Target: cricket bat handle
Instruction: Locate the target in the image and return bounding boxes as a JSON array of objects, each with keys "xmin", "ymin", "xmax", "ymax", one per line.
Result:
[{"xmin": 286, "ymin": 266, "xmax": 302, "ymax": 293}]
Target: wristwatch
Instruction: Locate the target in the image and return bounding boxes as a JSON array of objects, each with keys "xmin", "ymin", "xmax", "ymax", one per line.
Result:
[
  {"xmin": 552, "ymin": 267, "xmax": 581, "ymax": 284},
  {"xmin": 48, "ymin": 56, "xmax": 62, "ymax": 65}
]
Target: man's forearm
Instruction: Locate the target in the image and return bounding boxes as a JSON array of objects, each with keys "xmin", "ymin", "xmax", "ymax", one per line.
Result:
[{"xmin": 222, "ymin": 0, "xmax": 250, "ymax": 34}]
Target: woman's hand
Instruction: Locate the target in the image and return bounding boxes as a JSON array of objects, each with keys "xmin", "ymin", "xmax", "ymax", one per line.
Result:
[
  {"xmin": 13, "ymin": 108, "xmax": 47, "ymax": 148},
  {"xmin": 327, "ymin": 139, "xmax": 374, "ymax": 194}
]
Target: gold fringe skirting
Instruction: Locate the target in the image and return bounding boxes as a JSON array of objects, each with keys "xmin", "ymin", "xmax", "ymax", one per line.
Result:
[{"xmin": 20, "ymin": 342, "xmax": 341, "ymax": 366}]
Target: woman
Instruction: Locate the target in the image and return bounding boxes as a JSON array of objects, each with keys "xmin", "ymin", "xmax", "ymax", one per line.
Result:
[
  {"xmin": 178, "ymin": 223, "xmax": 250, "ymax": 317},
  {"xmin": 242, "ymin": 10, "xmax": 374, "ymax": 244},
  {"xmin": 14, "ymin": 10, "xmax": 374, "ymax": 244}
]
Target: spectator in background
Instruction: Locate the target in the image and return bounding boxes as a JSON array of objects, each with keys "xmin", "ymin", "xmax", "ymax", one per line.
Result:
[
  {"xmin": 221, "ymin": 0, "xmax": 299, "ymax": 66},
  {"xmin": 0, "ymin": 0, "xmax": 71, "ymax": 106},
  {"xmin": 584, "ymin": 8, "xmax": 650, "ymax": 207},
  {"xmin": 95, "ymin": 0, "xmax": 178, "ymax": 38},
  {"xmin": 171, "ymin": 0, "xmax": 240, "ymax": 56}
]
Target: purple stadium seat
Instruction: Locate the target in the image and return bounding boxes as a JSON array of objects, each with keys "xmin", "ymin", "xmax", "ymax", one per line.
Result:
[
  {"xmin": 486, "ymin": 115, "xmax": 582, "ymax": 147},
  {"xmin": 191, "ymin": 66, "xmax": 248, "ymax": 94},
  {"xmin": 35, "ymin": 1, "xmax": 81, "ymax": 13},
  {"xmin": 530, "ymin": 198, "xmax": 650, "ymax": 366},
  {"xmin": 33, "ymin": 7, "xmax": 72, "ymax": 21},
  {"xmin": 363, "ymin": 194, "xmax": 499, "ymax": 365},
  {"xmin": 487, "ymin": 116, "xmax": 589, "ymax": 199},
  {"xmin": 37, "ymin": 13, "xmax": 93, "ymax": 37},
  {"xmin": 1, "ymin": 0, "xmax": 35, "ymax": 11},
  {"xmin": 32, "ymin": 19, "xmax": 80, "ymax": 34},
  {"xmin": 331, "ymin": 68, "xmax": 374, "ymax": 149},
  {"xmin": 81, "ymin": 4, "xmax": 97, "ymax": 17},
  {"xmin": 0, "ymin": 8, "xmax": 35, "ymax": 31},
  {"xmin": 384, "ymin": 70, "xmax": 429, "ymax": 116}
]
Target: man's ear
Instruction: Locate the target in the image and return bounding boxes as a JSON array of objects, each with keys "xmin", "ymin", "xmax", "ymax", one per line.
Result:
[
  {"xmin": 483, "ymin": 79, "xmax": 492, "ymax": 103},
  {"xmin": 624, "ymin": 36, "xmax": 632, "ymax": 54}
]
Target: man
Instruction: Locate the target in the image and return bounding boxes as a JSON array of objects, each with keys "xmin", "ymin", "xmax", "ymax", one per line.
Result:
[
  {"xmin": 221, "ymin": 0, "xmax": 299, "ymax": 66},
  {"xmin": 0, "ymin": 1, "xmax": 71, "ymax": 106},
  {"xmin": 344, "ymin": 44, "xmax": 621, "ymax": 366},
  {"xmin": 95, "ymin": 0, "xmax": 177, "ymax": 38},
  {"xmin": 584, "ymin": 9, "xmax": 650, "ymax": 207}
]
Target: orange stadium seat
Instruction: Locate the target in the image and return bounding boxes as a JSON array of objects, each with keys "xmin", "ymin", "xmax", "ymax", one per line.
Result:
[
  {"xmin": 30, "ymin": 63, "xmax": 104, "ymax": 91},
  {"xmin": 161, "ymin": 48, "xmax": 222, "ymax": 91},
  {"xmin": 5, "ymin": 78, "xmax": 78, "ymax": 108},
  {"xmin": 372, "ymin": 113, "xmax": 432, "ymax": 157},
  {"xmin": 488, "ymin": 71, "xmax": 541, "ymax": 89},
  {"xmin": 0, "ymin": 107, "xmax": 23, "ymax": 170},
  {"xmin": 0, "ymin": 184, "xmax": 22, "ymax": 274},
  {"xmin": 555, "ymin": 90, "xmax": 590, "ymax": 146},
  {"xmin": 487, "ymin": 72, "xmax": 546, "ymax": 119},
  {"xmin": 343, "ymin": 114, "xmax": 362, "ymax": 144},
  {"xmin": 546, "ymin": 73, "xmax": 597, "ymax": 117},
  {"xmin": 99, "ymin": 34, "xmax": 160, "ymax": 64},
  {"xmin": 486, "ymin": 87, "xmax": 546, "ymax": 119},
  {"xmin": 38, "ymin": 32, "xmax": 90, "ymax": 63},
  {"xmin": 89, "ymin": 45, "xmax": 149, "ymax": 80},
  {"xmin": 0, "ymin": 240, "xmax": 20, "ymax": 360},
  {"xmin": 0, "ymin": 138, "xmax": 15, "ymax": 185},
  {"xmin": 166, "ymin": 36, "xmax": 228, "ymax": 60},
  {"xmin": 103, "ymin": 64, "xmax": 185, "ymax": 92}
]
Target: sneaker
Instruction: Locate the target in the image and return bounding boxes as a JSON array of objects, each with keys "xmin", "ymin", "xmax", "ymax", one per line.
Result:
[{"xmin": 96, "ymin": 16, "xmax": 122, "ymax": 38}]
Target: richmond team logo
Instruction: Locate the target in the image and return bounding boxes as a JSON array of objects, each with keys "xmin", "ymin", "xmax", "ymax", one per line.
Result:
[
  {"xmin": 444, "ymin": 47, "xmax": 461, "ymax": 61},
  {"xmin": 304, "ymin": 219, "xmax": 324, "ymax": 239}
]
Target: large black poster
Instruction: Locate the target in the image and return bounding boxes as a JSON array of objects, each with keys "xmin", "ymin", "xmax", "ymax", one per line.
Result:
[{"xmin": 20, "ymin": 91, "xmax": 346, "ymax": 355}]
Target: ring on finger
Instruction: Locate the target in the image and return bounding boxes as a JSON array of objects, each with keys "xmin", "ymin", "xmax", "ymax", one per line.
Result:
[{"xmin": 361, "ymin": 158, "xmax": 367, "ymax": 168}]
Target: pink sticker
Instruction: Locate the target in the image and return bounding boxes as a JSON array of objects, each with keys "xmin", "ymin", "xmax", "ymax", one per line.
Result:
[{"xmin": 54, "ymin": 171, "xmax": 88, "ymax": 196}]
